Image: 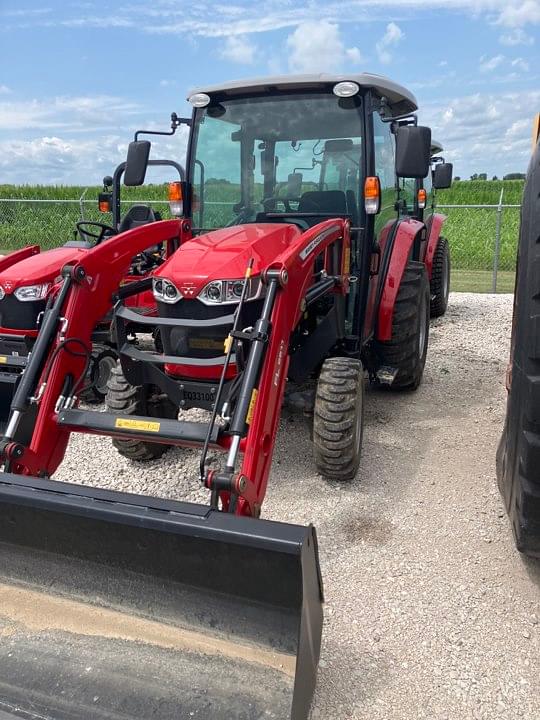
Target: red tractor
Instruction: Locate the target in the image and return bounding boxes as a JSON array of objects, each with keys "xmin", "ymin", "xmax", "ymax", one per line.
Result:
[
  {"xmin": 0, "ymin": 74, "xmax": 446, "ymax": 720},
  {"xmin": 0, "ymin": 144, "xmax": 185, "ymax": 428}
]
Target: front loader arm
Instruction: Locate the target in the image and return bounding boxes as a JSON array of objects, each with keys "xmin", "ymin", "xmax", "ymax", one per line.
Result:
[
  {"xmin": 235, "ymin": 219, "xmax": 350, "ymax": 515},
  {"xmin": 3, "ymin": 220, "xmax": 182, "ymax": 477}
]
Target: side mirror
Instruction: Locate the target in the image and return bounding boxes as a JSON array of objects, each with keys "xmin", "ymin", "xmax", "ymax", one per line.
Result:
[
  {"xmin": 433, "ymin": 162, "xmax": 453, "ymax": 189},
  {"xmin": 124, "ymin": 140, "xmax": 151, "ymax": 186},
  {"xmin": 395, "ymin": 125, "xmax": 431, "ymax": 179}
]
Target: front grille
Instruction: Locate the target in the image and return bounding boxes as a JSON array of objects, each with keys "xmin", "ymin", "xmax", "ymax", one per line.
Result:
[
  {"xmin": 158, "ymin": 298, "xmax": 264, "ymax": 360},
  {"xmin": 0, "ymin": 295, "xmax": 45, "ymax": 331}
]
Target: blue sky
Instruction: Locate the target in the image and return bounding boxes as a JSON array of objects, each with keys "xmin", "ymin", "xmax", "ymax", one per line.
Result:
[{"xmin": 0, "ymin": 0, "xmax": 538, "ymax": 185}]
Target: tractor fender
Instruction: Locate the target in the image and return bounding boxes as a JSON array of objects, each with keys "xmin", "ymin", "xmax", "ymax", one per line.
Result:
[
  {"xmin": 424, "ymin": 213, "xmax": 447, "ymax": 280},
  {"xmin": 376, "ymin": 218, "xmax": 425, "ymax": 342},
  {"xmin": 0, "ymin": 245, "xmax": 40, "ymax": 273}
]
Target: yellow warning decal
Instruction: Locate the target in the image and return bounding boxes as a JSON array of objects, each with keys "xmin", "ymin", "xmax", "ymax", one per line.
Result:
[
  {"xmin": 115, "ymin": 418, "xmax": 161, "ymax": 433},
  {"xmin": 0, "ymin": 356, "xmax": 6, "ymax": 364},
  {"xmin": 246, "ymin": 388, "xmax": 258, "ymax": 425},
  {"xmin": 189, "ymin": 337, "xmax": 223, "ymax": 350},
  {"xmin": 343, "ymin": 246, "xmax": 351, "ymax": 275}
]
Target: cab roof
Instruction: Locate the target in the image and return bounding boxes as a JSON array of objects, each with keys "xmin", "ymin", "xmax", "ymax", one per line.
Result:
[{"xmin": 188, "ymin": 73, "xmax": 417, "ymax": 119}]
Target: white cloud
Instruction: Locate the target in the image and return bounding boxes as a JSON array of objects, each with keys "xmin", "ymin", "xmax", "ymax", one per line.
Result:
[
  {"xmin": 499, "ymin": 28, "xmax": 535, "ymax": 45},
  {"xmin": 479, "ymin": 54, "xmax": 505, "ymax": 72},
  {"xmin": 219, "ymin": 35, "xmax": 256, "ymax": 64},
  {"xmin": 420, "ymin": 88, "xmax": 540, "ymax": 177},
  {"xmin": 439, "ymin": 60, "xmax": 448, "ymax": 67},
  {"xmin": 5, "ymin": 1, "xmax": 540, "ymax": 38},
  {"xmin": 496, "ymin": 1, "xmax": 540, "ymax": 28},
  {"xmin": 0, "ymin": 95, "xmax": 141, "ymax": 131},
  {"xmin": 375, "ymin": 22, "xmax": 404, "ymax": 64},
  {"xmin": 0, "ymin": 85, "xmax": 12, "ymax": 95},
  {"xmin": 511, "ymin": 57, "xmax": 530, "ymax": 71},
  {"xmin": 346, "ymin": 47, "xmax": 363, "ymax": 64},
  {"xmin": 286, "ymin": 21, "xmax": 361, "ymax": 72},
  {"xmin": 0, "ymin": 126, "xmax": 191, "ymax": 185}
]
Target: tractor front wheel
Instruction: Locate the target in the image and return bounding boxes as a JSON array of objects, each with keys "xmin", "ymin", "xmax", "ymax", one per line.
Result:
[
  {"xmin": 375, "ymin": 261, "xmax": 430, "ymax": 390},
  {"xmin": 430, "ymin": 237, "xmax": 451, "ymax": 317},
  {"xmin": 313, "ymin": 357, "xmax": 364, "ymax": 481},
  {"xmin": 80, "ymin": 344, "xmax": 119, "ymax": 403},
  {"xmin": 105, "ymin": 363, "xmax": 179, "ymax": 461}
]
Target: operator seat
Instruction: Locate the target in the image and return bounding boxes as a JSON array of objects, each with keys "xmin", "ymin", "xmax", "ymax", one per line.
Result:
[
  {"xmin": 297, "ymin": 190, "xmax": 357, "ymax": 227},
  {"xmin": 118, "ymin": 204, "xmax": 157, "ymax": 233}
]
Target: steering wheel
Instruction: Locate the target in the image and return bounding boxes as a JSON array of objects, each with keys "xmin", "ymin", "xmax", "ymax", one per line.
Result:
[
  {"xmin": 263, "ymin": 197, "xmax": 302, "ymax": 213},
  {"xmin": 76, "ymin": 221, "xmax": 117, "ymax": 245}
]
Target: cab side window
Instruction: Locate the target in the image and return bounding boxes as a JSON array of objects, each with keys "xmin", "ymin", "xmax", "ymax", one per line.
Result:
[
  {"xmin": 373, "ymin": 113, "xmax": 396, "ymax": 237},
  {"xmin": 399, "ymin": 177, "xmax": 416, "ymax": 215}
]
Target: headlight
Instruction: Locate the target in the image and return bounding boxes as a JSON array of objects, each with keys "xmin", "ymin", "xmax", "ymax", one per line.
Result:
[
  {"xmin": 198, "ymin": 277, "xmax": 264, "ymax": 305},
  {"xmin": 0, "ymin": 286, "xmax": 5, "ymax": 301},
  {"xmin": 14, "ymin": 283, "xmax": 50, "ymax": 302},
  {"xmin": 153, "ymin": 277, "xmax": 182, "ymax": 304}
]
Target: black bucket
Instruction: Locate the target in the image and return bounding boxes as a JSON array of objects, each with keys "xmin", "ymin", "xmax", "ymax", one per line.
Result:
[{"xmin": 0, "ymin": 473, "xmax": 323, "ymax": 720}]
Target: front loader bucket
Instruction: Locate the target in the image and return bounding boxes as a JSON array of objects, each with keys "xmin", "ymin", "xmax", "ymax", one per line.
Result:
[{"xmin": 0, "ymin": 474, "xmax": 323, "ymax": 720}]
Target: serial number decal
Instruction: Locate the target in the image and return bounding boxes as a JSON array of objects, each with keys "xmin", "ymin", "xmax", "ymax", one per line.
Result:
[
  {"xmin": 184, "ymin": 390, "xmax": 215, "ymax": 402},
  {"xmin": 0, "ymin": 356, "xmax": 6, "ymax": 364},
  {"xmin": 115, "ymin": 418, "xmax": 161, "ymax": 433},
  {"xmin": 299, "ymin": 225, "xmax": 340, "ymax": 261}
]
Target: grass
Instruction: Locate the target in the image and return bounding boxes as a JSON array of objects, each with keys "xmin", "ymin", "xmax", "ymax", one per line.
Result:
[
  {"xmin": 0, "ymin": 179, "xmax": 525, "ymax": 292},
  {"xmin": 451, "ymin": 269, "xmax": 515, "ymax": 293}
]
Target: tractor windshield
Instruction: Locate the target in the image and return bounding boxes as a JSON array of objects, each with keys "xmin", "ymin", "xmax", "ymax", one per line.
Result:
[{"xmin": 190, "ymin": 91, "xmax": 363, "ymax": 230}]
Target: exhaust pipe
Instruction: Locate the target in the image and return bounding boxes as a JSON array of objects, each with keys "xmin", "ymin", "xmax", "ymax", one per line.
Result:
[{"xmin": 0, "ymin": 473, "xmax": 323, "ymax": 720}]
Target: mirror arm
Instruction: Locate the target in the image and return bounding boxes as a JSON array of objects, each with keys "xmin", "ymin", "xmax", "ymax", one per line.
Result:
[{"xmin": 134, "ymin": 112, "xmax": 191, "ymax": 141}]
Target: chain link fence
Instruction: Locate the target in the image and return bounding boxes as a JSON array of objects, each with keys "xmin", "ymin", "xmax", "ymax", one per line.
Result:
[
  {"xmin": 437, "ymin": 189, "xmax": 520, "ymax": 293},
  {"xmin": 0, "ymin": 195, "xmax": 520, "ymax": 293}
]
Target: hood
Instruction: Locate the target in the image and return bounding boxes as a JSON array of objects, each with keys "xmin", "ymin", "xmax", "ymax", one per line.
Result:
[
  {"xmin": 155, "ymin": 223, "xmax": 301, "ymax": 296},
  {"xmin": 0, "ymin": 246, "xmax": 89, "ymax": 293}
]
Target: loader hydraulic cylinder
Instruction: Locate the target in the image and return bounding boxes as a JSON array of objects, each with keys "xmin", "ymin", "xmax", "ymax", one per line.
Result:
[{"xmin": 229, "ymin": 277, "xmax": 278, "ymax": 438}]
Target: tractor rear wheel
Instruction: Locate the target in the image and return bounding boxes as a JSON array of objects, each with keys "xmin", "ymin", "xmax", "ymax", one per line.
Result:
[
  {"xmin": 313, "ymin": 357, "xmax": 364, "ymax": 481},
  {"xmin": 375, "ymin": 261, "xmax": 430, "ymax": 390},
  {"xmin": 80, "ymin": 344, "xmax": 119, "ymax": 403},
  {"xmin": 105, "ymin": 363, "xmax": 179, "ymax": 461},
  {"xmin": 430, "ymin": 237, "xmax": 451, "ymax": 317}
]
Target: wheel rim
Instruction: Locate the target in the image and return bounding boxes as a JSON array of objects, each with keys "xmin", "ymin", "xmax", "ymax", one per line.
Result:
[
  {"xmin": 94, "ymin": 355, "xmax": 117, "ymax": 395},
  {"xmin": 418, "ymin": 292, "xmax": 427, "ymax": 359}
]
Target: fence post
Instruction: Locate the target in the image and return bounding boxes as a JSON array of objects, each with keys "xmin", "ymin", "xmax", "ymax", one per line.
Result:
[{"xmin": 491, "ymin": 188, "xmax": 504, "ymax": 293}]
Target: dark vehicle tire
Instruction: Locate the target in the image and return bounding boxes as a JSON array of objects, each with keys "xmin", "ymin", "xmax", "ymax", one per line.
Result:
[
  {"xmin": 375, "ymin": 261, "xmax": 430, "ymax": 390},
  {"xmin": 80, "ymin": 345, "xmax": 119, "ymax": 403},
  {"xmin": 313, "ymin": 357, "xmax": 364, "ymax": 481},
  {"xmin": 105, "ymin": 363, "xmax": 179, "ymax": 461},
  {"xmin": 496, "ymin": 135, "xmax": 540, "ymax": 557},
  {"xmin": 430, "ymin": 237, "xmax": 451, "ymax": 317}
]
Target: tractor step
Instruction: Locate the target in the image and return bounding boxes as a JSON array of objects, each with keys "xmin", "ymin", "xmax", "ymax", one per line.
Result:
[
  {"xmin": 57, "ymin": 408, "xmax": 221, "ymax": 447},
  {"xmin": 376, "ymin": 365, "xmax": 399, "ymax": 385}
]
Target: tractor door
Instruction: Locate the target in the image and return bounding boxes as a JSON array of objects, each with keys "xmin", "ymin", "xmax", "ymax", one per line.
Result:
[{"xmin": 362, "ymin": 112, "xmax": 399, "ymax": 337}]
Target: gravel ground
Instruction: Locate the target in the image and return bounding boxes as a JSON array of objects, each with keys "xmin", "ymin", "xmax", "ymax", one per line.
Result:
[{"xmin": 55, "ymin": 292, "xmax": 540, "ymax": 720}]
